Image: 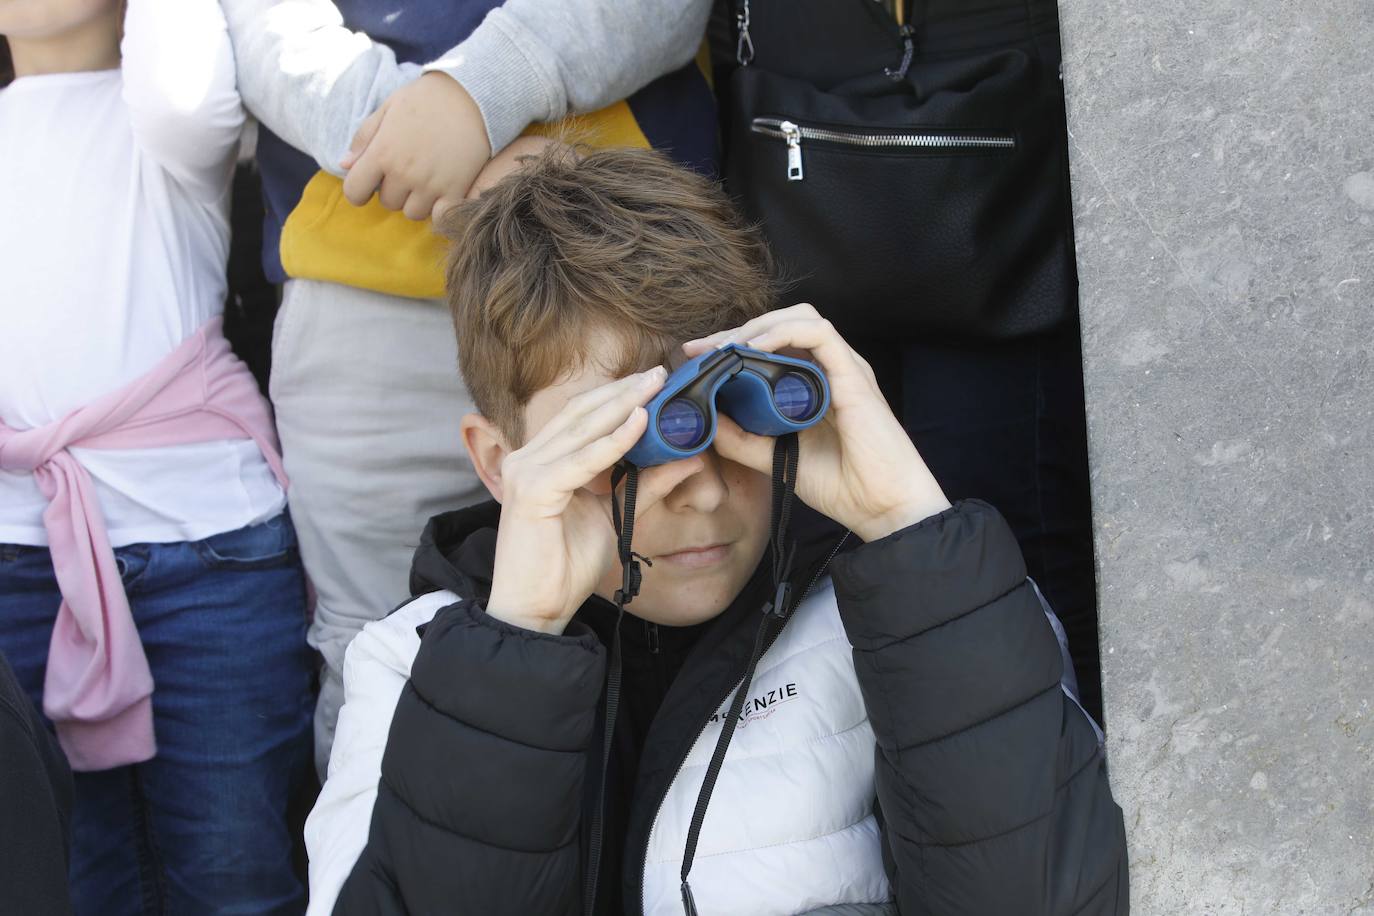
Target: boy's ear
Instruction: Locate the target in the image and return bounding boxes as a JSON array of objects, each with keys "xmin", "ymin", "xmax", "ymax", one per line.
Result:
[{"xmin": 460, "ymin": 413, "xmax": 511, "ymax": 503}]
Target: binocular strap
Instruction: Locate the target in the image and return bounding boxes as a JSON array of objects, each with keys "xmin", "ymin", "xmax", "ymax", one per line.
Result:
[
  {"xmin": 583, "ymin": 462, "xmax": 647, "ymax": 916},
  {"xmin": 585, "ymin": 435, "xmax": 801, "ymax": 916},
  {"xmin": 680, "ymin": 433, "xmax": 799, "ymax": 915}
]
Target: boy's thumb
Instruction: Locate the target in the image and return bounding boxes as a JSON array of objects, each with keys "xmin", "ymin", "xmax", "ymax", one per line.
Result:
[
  {"xmin": 709, "ymin": 416, "xmax": 773, "ymax": 476},
  {"xmin": 628, "ymin": 456, "xmax": 705, "ymax": 514}
]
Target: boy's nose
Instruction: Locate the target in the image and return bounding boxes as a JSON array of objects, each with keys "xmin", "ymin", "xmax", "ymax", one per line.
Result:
[{"xmin": 663, "ymin": 448, "xmax": 728, "ymax": 514}]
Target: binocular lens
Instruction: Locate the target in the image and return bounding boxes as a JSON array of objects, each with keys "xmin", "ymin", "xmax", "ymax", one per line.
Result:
[
  {"xmin": 658, "ymin": 398, "xmax": 707, "ymax": 449},
  {"xmin": 773, "ymin": 372, "xmax": 819, "ymax": 421}
]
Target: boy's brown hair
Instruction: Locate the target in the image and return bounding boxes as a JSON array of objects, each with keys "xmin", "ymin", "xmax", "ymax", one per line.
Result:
[{"xmin": 440, "ymin": 146, "xmax": 776, "ymax": 442}]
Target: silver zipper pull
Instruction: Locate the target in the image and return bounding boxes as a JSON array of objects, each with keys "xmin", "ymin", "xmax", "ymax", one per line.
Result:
[{"xmin": 780, "ymin": 120, "xmax": 803, "ymax": 181}]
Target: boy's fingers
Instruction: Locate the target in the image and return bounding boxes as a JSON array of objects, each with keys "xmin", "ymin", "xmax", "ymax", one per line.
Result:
[
  {"xmin": 630, "ymin": 456, "xmax": 706, "ymax": 515},
  {"xmin": 682, "ymin": 303, "xmax": 824, "ymax": 356},
  {"xmin": 527, "ymin": 368, "xmax": 666, "ymax": 454},
  {"xmin": 681, "ymin": 327, "xmax": 738, "ymax": 354},
  {"xmin": 681, "ymin": 336, "xmax": 724, "ymax": 357},
  {"xmin": 549, "ymin": 407, "xmax": 650, "ymax": 492},
  {"xmin": 709, "ymin": 415, "xmax": 773, "ymax": 475},
  {"xmin": 550, "ymin": 373, "xmax": 663, "ymax": 459},
  {"xmin": 744, "ymin": 317, "xmax": 862, "ymax": 381}
]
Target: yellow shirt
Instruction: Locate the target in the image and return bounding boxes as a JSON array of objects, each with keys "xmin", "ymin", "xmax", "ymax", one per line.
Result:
[{"xmin": 279, "ymin": 101, "xmax": 658, "ymax": 300}]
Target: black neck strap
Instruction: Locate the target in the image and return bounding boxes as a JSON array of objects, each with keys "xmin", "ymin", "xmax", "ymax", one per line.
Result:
[
  {"xmin": 586, "ymin": 437, "xmax": 801, "ymax": 916},
  {"xmin": 583, "ymin": 463, "xmax": 646, "ymax": 916},
  {"xmin": 610, "ymin": 463, "xmax": 650, "ymax": 606},
  {"xmin": 679, "ymin": 433, "xmax": 799, "ymax": 915}
]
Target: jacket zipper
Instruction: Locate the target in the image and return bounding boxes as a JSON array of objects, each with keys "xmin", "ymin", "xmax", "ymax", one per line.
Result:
[
  {"xmin": 751, "ymin": 117, "xmax": 1016, "ymax": 182},
  {"xmin": 636, "ymin": 532, "xmax": 851, "ymax": 915}
]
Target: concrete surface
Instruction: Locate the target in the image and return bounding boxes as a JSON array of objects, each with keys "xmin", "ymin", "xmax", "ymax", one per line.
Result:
[{"xmin": 1058, "ymin": 0, "xmax": 1374, "ymax": 911}]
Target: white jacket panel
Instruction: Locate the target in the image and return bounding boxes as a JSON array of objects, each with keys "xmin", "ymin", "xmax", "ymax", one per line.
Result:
[
  {"xmin": 303, "ymin": 590, "xmax": 461, "ymax": 916},
  {"xmin": 642, "ymin": 579, "xmax": 891, "ymax": 916},
  {"xmin": 306, "ymin": 582, "xmax": 892, "ymax": 916}
]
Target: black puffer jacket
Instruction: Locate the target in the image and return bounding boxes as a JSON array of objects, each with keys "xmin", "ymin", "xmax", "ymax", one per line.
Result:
[
  {"xmin": 0, "ymin": 650, "xmax": 74, "ymax": 915},
  {"xmin": 333, "ymin": 500, "xmax": 1127, "ymax": 914}
]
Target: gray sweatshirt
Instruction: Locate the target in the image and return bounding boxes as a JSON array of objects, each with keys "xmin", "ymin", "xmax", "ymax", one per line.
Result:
[{"xmin": 222, "ymin": 0, "xmax": 714, "ymax": 175}]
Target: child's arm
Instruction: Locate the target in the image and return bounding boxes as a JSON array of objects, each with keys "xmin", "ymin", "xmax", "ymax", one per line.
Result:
[
  {"xmin": 690, "ymin": 306, "xmax": 1128, "ymax": 914},
  {"xmin": 418, "ymin": 0, "xmax": 713, "ymax": 159},
  {"xmin": 831, "ymin": 505, "xmax": 1128, "ymax": 915},
  {"xmin": 120, "ymin": 0, "xmax": 245, "ymax": 202},
  {"xmin": 326, "ymin": 599, "xmax": 609, "ymax": 915},
  {"xmin": 348, "ymin": 0, "xmax": 713, "ymax": 221},
  {"xmin": 223, "ymin": 0, "xmax": 712, "ymax": 179},
  {"xmin": 221, "ymin": 0, "xmax": 416, "ymax": 176},
  {"xmin": 302, "ymin": 598, "xmax": 434, "ymax": 916},
  {"xmin": 301, "ymin": 589, "xmax": 603, "ymax": 916},
  {"xmin": 317, "ymin": 367, "xmax": 689, "ymax": 913}
]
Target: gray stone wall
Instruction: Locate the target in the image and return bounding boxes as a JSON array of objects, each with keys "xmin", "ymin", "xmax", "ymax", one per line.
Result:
[{"xmin": 1058, "ymin": 0, "xmax": 1374, "ymax": 910}]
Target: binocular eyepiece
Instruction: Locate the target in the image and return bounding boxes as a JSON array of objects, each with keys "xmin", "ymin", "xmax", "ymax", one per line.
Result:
[{"xmin": 624, "ymin": 344, "xmax": 830, "ymax": 468}]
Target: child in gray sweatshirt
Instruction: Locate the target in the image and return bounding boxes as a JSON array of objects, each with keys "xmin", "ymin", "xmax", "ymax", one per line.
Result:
[{"xmin": 222, "ymin": 0, "xmax": 717, "ymax": 773}]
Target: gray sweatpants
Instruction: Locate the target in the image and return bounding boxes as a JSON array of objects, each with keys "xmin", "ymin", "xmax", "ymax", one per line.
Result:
[{"xmin": 270, "ymin": 279, "xmax": 485, "ymax": 774}]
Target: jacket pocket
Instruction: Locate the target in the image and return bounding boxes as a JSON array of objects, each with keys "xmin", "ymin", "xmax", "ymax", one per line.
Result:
[
  {"xmin": 749, "ymin": 116, "xmax": 1015, "ymax": 183},
  {"xmin": 726, "ymin": 49, "xmax": 1071, "ymax": 341},
  {"xmin": 194, "ymin": 513, "xmax": 298, "ymax": 571}
]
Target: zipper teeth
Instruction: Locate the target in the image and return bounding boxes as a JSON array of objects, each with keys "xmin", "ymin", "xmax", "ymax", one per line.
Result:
[
  {"xmin": 636, "ymin": 531, "xmax": 851, "ymax": 914},
  {"xmin": 753, "ymin": 117, "xmax": 1014, "ymax": 150}
]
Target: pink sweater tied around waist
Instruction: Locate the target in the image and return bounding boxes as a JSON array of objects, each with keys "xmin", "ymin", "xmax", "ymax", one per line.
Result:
[{"xmin": 0, "ymin": 318, "xmax": 287, "ymax": 771}]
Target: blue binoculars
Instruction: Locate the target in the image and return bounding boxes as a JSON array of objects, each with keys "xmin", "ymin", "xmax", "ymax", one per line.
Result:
[{"xmin": 623, "ymin": 344, "xmax": 830, "ymax": 467}]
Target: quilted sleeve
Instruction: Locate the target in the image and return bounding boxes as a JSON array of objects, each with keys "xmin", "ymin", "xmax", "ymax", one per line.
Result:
[{"xmin": 831, "ymin": 501, "xmax": 1129, "ymax": 915}]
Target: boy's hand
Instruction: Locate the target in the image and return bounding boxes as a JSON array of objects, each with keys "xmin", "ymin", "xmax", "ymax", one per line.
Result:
[
  {"xmin": 340, "ymin": 72, "xmax": 492, "ymax": 222},
  {"xmin": 683, "ymin": 304, "xmax": 952, "ymax": 543},
  {"xmin": 485, "ymin": 368, "xmax": 704, "ymax": 635}
]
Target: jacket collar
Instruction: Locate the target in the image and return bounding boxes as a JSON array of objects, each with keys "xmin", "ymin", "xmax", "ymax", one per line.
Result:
[
  {"xmin": 407, "ymin": 498, "xmax": 849, "ymax": 647},
  {"xmin": 407, "ymin": 496, "xmax": 852, "ymax": 913}
]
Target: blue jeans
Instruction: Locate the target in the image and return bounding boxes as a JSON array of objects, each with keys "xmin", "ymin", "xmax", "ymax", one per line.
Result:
[{"xmin": 0, "ymin": 514, "xmax": 313, "ymax": 915}]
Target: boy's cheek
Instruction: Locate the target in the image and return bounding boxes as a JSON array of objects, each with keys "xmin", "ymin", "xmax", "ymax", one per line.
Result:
[{"xmin": 720, "ymin": 461, "xmax": 773, "ymax": 530}]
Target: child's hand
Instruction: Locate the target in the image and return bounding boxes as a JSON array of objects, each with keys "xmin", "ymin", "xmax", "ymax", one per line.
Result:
[
  {"xmin": 464, "ymin": 136, "xmax": 560, "ymax": 201},
  {"xmin": 485, "ymin": 368, "xmax": 704, "ymax": 635},
  {"xmin": 684, "ymin": 304, "xmax": 952, "ymax": 543},
  {"xmin": 340, "ymin": 72, "xmax": 491, "ymax": 222}
]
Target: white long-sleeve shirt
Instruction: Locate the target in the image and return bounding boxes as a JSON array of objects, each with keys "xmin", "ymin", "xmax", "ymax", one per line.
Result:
[{"xmin": 0, "ymin": 0, "xmax": 284, "ymax": 547}]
